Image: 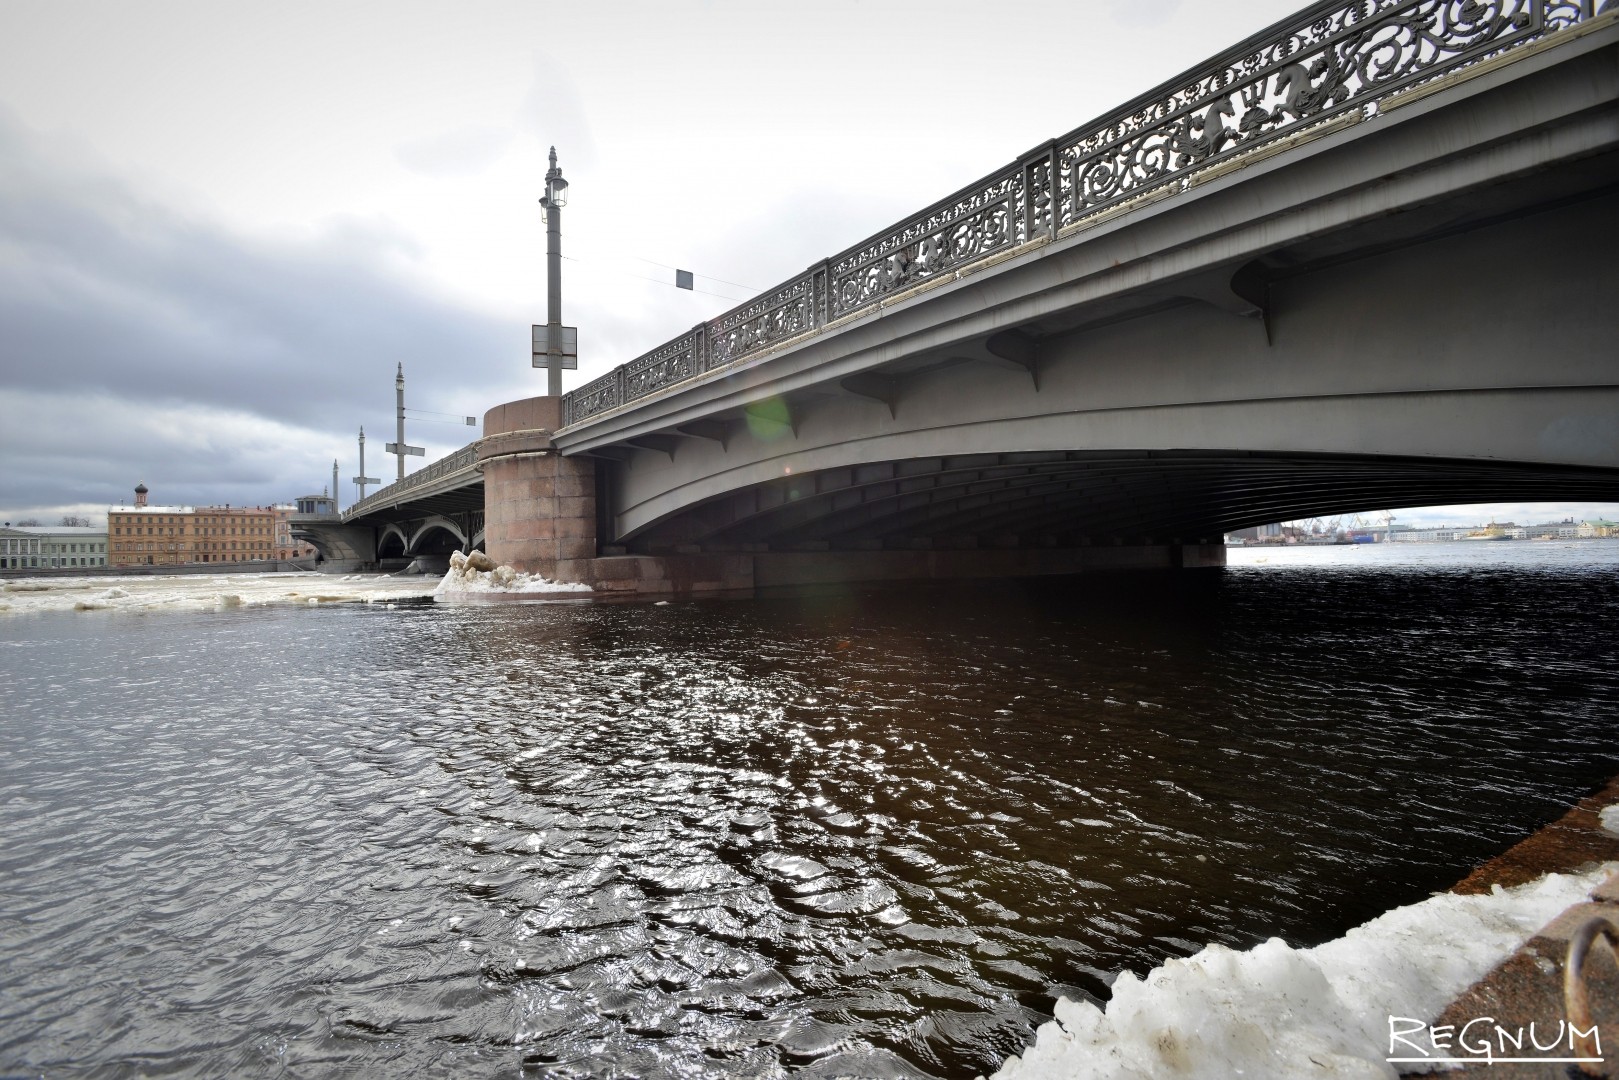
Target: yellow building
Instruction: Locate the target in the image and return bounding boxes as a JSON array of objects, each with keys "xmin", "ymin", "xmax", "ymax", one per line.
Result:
[{"xmin": 108, "ymin": 483, "xmax": 277, "ymax": 567}]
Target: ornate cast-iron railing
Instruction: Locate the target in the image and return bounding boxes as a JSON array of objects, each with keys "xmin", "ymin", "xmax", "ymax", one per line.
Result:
[
  {"xmin": 343, "ymin": 441, "xmax": 480, "ymax": 521},
  {"xmin": 558, "ymin": 0, "xmax": 1600, "ymax": 428}
]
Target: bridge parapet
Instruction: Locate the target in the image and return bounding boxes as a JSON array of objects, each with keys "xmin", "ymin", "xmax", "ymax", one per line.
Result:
[
  {"xmin": 561, "ymin": 0, "xmax": 1602, "ymax": 429},
  {"xmin": 343, "ymin": 440, "xmax": 480, "ymax": 522}
]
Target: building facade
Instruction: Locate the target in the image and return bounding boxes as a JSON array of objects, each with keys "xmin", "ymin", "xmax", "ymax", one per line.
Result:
[
  {"xmin": 1, "ymin": 526, "xmax": 108, "ymax": 569},
  {"xmin": 108, "ymin": 484, "xmax": 277, "ymax": 567}
]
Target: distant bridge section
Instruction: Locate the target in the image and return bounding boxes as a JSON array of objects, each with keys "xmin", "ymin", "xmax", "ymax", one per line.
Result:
[{"xmin": 290, "ymin": 442, "xmax": 484, "ymax": 570}]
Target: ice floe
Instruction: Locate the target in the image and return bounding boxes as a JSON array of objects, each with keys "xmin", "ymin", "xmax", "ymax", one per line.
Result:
[{"xmin": 432, "ymin": 550, "xmax": 590, "ymax": 597}]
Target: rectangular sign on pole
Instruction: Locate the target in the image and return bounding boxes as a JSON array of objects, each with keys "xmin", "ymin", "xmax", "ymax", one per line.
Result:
[
  {"xmin": 385, "ymin": 443, "xmax": 425, "ymax": 457},
  {"xmin": 531, "ymin": 324, "xmax": 579, "ymax": 369}
]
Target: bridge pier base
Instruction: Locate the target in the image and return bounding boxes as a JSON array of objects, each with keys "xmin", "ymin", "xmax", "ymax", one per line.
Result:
[
  {"xmin": 559, "ymin": 543, "xmax": 1224, "ymax": 597},
  {"xmin": 752, "ymin": 543, "xmax": 1225, "ymax": 588},
  {"xmin": 480, "ymin": 397, "xmax": 597, "ymax": 576}
]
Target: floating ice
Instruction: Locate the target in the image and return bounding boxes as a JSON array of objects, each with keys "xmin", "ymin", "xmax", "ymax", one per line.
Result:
[
  {"xmin": 0, "ymin": 572, "xmax": 439, "ymax": 615},
  {"xmin": 432, "ymin": 550, "xmax": 591, "ymax": 598},
  {"xmin": 991, "ymin": 863, "xmax": 1617, "ymax": 1080}
]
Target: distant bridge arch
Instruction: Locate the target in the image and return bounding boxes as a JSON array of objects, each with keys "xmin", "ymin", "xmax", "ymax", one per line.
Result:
[
  {"xmin": 378, "ymin": 523, "xmax": 409, "ymax": 558},
  {"xmin": 407, "ymin": 518, "xmax": 467, "ymax": 555}
]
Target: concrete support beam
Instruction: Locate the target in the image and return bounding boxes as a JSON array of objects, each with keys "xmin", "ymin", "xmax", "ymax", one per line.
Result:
[
  {"xmin": 840, "ymin": 373, "xmax": 903, "ymax": 418},
  {"xmin": 287, "ymin": 521, "xmax": 377, "ymax": 573},
  {"xmin": 984, "ymin": 329, "xmax": 1040, "ymax": 390}
]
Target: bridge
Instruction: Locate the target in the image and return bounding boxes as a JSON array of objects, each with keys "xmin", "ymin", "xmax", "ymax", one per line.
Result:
[
  {"xmin": 309, "ymin": 0, "xmax": 1619, "ymax": 591},
  {"xmin": 290, "ymin": 444, "xmax": 483, "ymax": 572}
]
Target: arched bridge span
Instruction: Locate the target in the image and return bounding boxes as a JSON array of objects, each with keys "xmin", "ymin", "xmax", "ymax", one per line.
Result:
[{"xmin": 549, "ymin": 14, "xmax": 1619, "ymax": 556}]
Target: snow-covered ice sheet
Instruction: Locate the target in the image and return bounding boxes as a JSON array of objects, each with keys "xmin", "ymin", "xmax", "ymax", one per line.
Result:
[
  {"xmin": 991, "ymin": 863, "xmax": 1616, "ymax": 1079},
  {"xmin": 432, "ymin": 550, "xmax": 590, "ymax": 598},
  {"xmin": 0, "ymin": 572, "xmax": 439, "ymax": 615}
]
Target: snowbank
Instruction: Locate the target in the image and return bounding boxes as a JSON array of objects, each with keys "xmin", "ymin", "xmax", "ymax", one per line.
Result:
[
  {"xmin": 1600, "ymin": 805, "xmax": 1619, "ymax": 837},
  {"xmin": 433, "ymin": 550, "xmax": 590, "ymax": 598},
  {"xmin": 992, "ymin": 863, "xmax": 1616, "ymax": 1080},
  {"xmin": 0, "ymin": 573, "xmax": 437, "ymax": 615}
]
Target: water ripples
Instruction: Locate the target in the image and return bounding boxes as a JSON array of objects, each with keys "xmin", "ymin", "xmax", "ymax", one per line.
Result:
[{"xmin": 3, "ymin": 554, "xmax": 1618, "ymax": 1077}]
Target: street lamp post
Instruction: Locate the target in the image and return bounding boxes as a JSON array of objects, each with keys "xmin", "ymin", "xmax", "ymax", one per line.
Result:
[
  {"xmin": 386, "ymin": 362, "xmax": 425, "ymax": 480},
  {"xmin": 537, "ymin": 147, "xmax": 573, "ymax": 398},
  {"xmin": 353, "ymin": 427, "xmax": 379, "ymax": 503}
]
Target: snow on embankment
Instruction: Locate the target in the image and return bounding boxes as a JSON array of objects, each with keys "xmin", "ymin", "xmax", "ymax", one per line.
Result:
[
  {"xmin": 433, "ymin": 550, "xmax": 590, "ymax": 598},
  {"xmin": 992, "ymin": 863, "xmax": 1616, "ymax": 1080}
]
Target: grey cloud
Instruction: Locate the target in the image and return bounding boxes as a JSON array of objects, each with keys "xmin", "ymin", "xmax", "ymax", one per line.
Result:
[
  {"xmin": 0, "ymin": 388, "xmax": 370, "ymax": 519},
  {"xmin": 0, "ymin": 109, "xmax": 510, "ymax": 430},
  {"xmin": 0, "ymin": 109, "xmax": 516, "ymax": 520}
]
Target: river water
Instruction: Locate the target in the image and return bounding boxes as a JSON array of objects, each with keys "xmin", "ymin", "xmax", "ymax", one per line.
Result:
[{"xmin": 3, "ymin": 541, "xmax": 1617, "ymax": 1078}]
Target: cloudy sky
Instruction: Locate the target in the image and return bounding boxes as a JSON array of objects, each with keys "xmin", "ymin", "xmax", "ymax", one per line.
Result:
[{"xmin": 1, "ymin": 0, "xmax": 1613, "ymax": 530}]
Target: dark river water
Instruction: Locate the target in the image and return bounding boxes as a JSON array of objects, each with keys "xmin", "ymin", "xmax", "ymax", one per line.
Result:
[{"xmin": 3, "ymin": 542, "xmax": 1618, "ymax": 1078}]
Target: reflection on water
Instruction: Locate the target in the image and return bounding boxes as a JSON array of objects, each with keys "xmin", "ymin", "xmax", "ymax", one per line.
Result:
[{"xmin": 2, "ymin": 543, "xmax": 1617, "ymax": 1078}]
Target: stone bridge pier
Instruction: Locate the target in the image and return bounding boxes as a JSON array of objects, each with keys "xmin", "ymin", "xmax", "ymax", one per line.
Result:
[{"xmin": 480, "ymin": 397, "xmax": 599, "ymax": 578}]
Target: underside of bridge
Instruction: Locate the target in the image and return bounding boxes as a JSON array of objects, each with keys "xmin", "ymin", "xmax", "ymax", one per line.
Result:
[{"xmin": 617, "ymin": 450, "xmax": 1619, "ymax": 553}]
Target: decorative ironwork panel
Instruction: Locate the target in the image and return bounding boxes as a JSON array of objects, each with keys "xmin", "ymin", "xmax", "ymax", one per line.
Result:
[
  {"xmin": 565, "ymin": 368, "xmax": 623, "ymax": 426},
  {"xmin": 624, "ymin": 330, "xmax": 701, "ymax": 403},
  {"xmin": 829, "ymin": 168, "xmax": 1024, "ymax": 318},
  {"xmin": 1058, "ymin": 0, "xmax": 1554, "ymax": 227},
  {"xmin": 707, "ymin": 273, "xmax": 818, "ymax": 367},
  {"xmin": 1026, "ymin": 154, "xmax": 1055, "ymax": 240}
]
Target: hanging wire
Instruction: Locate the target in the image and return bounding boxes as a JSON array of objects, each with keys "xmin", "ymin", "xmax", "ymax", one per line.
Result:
[
  {"xmin": 559, "ymin": 254, "xmax": 757, "ymax": 302},
  {"xmin": 404, "ymin": 409, "xmax": 476, "ymax": 426},
  {"xmin": 628, "ymin": 255, "xmax": 761, "ymax": 294}
]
